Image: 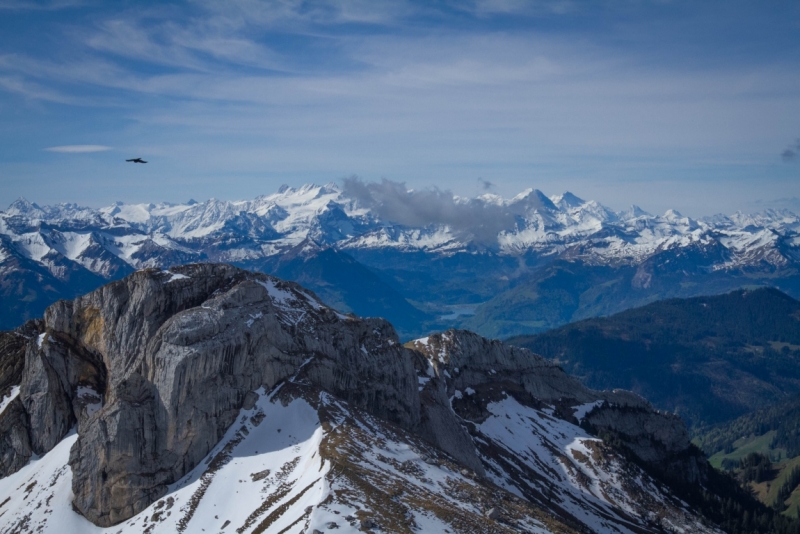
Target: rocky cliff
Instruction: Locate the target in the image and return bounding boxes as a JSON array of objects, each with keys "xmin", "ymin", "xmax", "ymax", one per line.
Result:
[{"xmin": 0, "ymin": 264, "xmax": 720, "ymax": 533}]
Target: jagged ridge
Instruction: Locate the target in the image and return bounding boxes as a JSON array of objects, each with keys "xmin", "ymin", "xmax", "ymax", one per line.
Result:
[{"xmin": 0, "ymin": 264, "xmax": 723, "ymax": 533}]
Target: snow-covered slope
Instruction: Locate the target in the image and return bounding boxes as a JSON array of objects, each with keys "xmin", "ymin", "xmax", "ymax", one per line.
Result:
[
  {"xmin": 474, "ymin": 395, "xmax": 710, "ymax": 533},
  {"xmin": 0, "ymin": 380, "xmax": 717, "ymax": 534}
]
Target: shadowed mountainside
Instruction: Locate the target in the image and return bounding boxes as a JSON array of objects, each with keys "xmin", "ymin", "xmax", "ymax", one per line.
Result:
[{"xmin": 508, "ymin": 287, "xmax": 800, "ymax": 428}]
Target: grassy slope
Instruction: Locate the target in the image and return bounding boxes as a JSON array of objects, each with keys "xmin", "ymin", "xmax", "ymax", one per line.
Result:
[
  {"xmin": 708, "ymin": 431, "xmax": 781, "ymax": 469},
  {"xmin": 697, "ymin": 394, "xmax": 800, "ymax": 517},
  {"xmin": 706, "ymin": 439, "xmax": 800, "ymax": 518}
]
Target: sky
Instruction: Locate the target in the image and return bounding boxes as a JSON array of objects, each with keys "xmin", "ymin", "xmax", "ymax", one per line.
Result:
[{"xmin": 0, "ymin": 0, "xmax": 798, "ymax": 217}]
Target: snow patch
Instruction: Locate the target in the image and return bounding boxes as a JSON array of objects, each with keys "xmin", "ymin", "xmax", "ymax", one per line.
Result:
[
  {"xmin": 76, "ymin": 386, "xmax": 103, "ymax": 417},
  {"xmin": 0, "ymin": 385, "xmax": 20, "ymax": 415},
  {"xmin": 245, "ymin": 312, "xmax": 263, "ymax": 328},
  {"xmin": 162, "ymin": 270, "xmax": 189, "ymax": 282},
  {"xmin": 573, "ymin": 400, "xmax": 603, "ymax": 422}
]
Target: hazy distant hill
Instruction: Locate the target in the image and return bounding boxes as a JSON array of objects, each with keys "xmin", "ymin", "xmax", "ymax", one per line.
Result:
[
  {"xmin": 462, "ymin": 253, "xmax": 800, "ymax": 340},
  {"xmin": 508, "ymin": 288, "xmax": 800, "ymax": 428}
]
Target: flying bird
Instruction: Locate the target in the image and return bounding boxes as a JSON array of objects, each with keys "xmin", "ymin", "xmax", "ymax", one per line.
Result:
[{"xmin": 126, "ymin": 158, "xmax": 147, "ymax": 164}]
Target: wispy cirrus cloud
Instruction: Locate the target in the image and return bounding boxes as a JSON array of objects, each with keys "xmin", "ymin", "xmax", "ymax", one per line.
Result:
[
  {"xmin": 465, "ymin": 0, "xmax": 577, "ymax": 17},
  {"xmin": 0, "ymin": 74, "xmax": 78, "ymax": 104},
  {"xmin": 45, "ymin": 145, "xmax": 112, "ymax": 153},
  {"xmin": 0, "ymin": 0, "xmax": 88, "ymax": 10},
  {"xmin": 0, "ymin": 0, "xmax": 798, "ymax": 213}
]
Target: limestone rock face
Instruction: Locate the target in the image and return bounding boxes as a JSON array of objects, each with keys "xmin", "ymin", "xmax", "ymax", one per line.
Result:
[
  {"xmin": 10, "ymin": 264, "xmax": 421, "ymax": 526},
  {"xmin": 583, "ymin": 405, "xmax": 690, "ymax": 460},
  {"xmin": 407, "ymin": 329, "xmax": 695, "ymax": 472},
  {"xmin": 0, "ymin": 264, "xmax": 707, "ymax": 529}
]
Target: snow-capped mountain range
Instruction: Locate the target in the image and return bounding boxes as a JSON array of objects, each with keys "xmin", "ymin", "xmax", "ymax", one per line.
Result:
[
  {"xmin": 3, "ymin": 182, "xmax": 799, "ymax": 277},
  {"xmin": 2, "ymin": 182, "xmax": 799, "ymax": 335}
]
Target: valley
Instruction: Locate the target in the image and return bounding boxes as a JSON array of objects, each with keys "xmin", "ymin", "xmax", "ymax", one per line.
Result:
[{"xmin": 1, "ymin": 184, "xmax": 799, "ymax": 341}]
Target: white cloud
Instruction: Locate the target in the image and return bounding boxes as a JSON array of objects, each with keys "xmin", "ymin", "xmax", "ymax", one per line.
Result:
[
  {"xmin": 0, "ymin": 74, "xmax": 77, "ymax": 104},
  {"xmin": 45, "ymin": 145, "xmax": 113, "ymax": 153},
  {"xmin": 467, "ymin": 0, "xmax": 576, "ymax": 17}
]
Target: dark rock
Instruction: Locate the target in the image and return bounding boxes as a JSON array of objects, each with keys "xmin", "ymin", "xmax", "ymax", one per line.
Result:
[
  {"xmin": 20, "ymin": 336, "xmax": 75, "ymax": 454},
  {"xmin": 11, "ymin": 264, "xmax": 423, "ymax": 526},
  {"xmin": 406, "ymin": 329, "xmax": 699, "ymax": 474},
  {"xmin": 242, "ymin": 391, "xmax": 259, "ymax": 411},
  {"xmin": 0, "ymin": 320, "xmax": 41, "ymax": 397},
  {"xmin": 0, "ymin": 397, "xmax": 31, "ymax": 476}
]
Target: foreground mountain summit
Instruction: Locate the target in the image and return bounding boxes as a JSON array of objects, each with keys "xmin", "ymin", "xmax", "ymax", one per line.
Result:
[
  {"xmin": 2, "ymin": 183, "xmax": 799, "ymax": 338},
  {"xmin": 0, "ymin": 263, "xmax": 731, "ymax": 533}
]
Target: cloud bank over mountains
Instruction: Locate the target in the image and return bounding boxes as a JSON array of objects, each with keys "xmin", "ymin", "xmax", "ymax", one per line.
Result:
[{"xmin": 343, "ymin": 177, "xmax": 517, "ymax": 244}]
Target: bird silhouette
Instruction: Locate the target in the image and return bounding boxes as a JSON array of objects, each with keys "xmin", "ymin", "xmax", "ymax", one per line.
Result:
[{"xmin": 126, "ymin": 158, "xmax": 147, "ymax": 164}]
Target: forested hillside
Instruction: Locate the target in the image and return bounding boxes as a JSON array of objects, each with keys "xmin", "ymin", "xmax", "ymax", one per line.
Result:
[{"xmin": 508, "ymin": 288, "xmax": 800, "ymax": 428}]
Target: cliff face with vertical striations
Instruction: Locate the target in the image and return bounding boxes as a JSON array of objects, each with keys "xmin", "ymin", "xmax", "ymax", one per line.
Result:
[{"xmin": 0, "ymin": 264, "xmax": 722, "ymax": 533}]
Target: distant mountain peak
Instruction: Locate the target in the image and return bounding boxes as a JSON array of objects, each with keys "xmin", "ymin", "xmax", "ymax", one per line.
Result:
[
  {"xmin": 618, "ymin": 204, "xmax": 651, "ymax": 219},
  {"xmin": 1, "ymin": 183, "xmax": 798, "ymax": 303},
  {"xmin": 551, "ymin": 191, "xmax": 586, "ymax": 209},
  {"xmin": 664, "ymin": 208, "xmax": 683, "ymax": 219},
  {"xmin": 285, "ymin": 237, "xmax": 324, "ymax": 259},
  {"xmin": 5, "ymin": 197, "xmax": 43, "ymax": 217},
  {"xmin": 509, "ymin": 188, "xmax": 558, "ymax": 211}
]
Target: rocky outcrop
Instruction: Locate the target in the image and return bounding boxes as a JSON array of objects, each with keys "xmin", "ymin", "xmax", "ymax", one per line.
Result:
[
  {"xmin": 406, "ymin": 329, "xmax": 697, "ymax": 475},
  {"xmin": 0, "ymin": 319, "xmax": 41, "ymax": 477},
  {"xmin": 0, "ymin": 263, "xmax": 708, "ymax": 529},
  {"xmin": 583, "ymin": 404, "xmax": 689, "ymax": 460},
  {"xmin": 0, "ymin": 321, "xmax": 39, "ymax": 398},
  {"xmin": 0, "ymin": 398, "xmax": 31, "ymax": 476},
  {"xmin": 4, "ymin": 264, "xmax": 424, "ymax": 526}
]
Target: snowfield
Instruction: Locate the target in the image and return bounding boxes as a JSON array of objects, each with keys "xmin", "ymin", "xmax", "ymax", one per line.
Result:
[{"xmin": 0, "ymin": 379, "xmax": 719, "ymax": 534}]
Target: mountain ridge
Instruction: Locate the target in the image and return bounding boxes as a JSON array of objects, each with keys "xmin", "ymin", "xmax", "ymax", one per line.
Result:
[
  {"xmin": 2, "ymin": 183, "xmax": 799, "ymax": 337},
  {"xmin": 507, "ymin": 287, "xmax": 800, "ymax": 428},
  {"xmin": 0, "ymin": 263, "xmax": 762, "ymax": 533}
]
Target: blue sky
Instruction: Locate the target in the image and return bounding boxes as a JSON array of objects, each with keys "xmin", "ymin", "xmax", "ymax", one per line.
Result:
[{"xmin": 0, "ymin": 0, "xmax": 798, "ymax": 216}]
